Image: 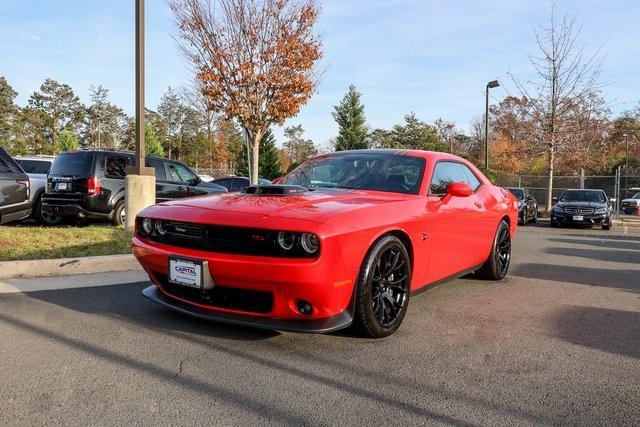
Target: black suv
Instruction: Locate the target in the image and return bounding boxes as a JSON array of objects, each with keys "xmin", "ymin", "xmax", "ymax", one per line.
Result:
[
  {"xmin": 0, "ymin": 147, "xmax": 31, "ymax": 224},
  {"xmin": 550, "ymin": 189, "xmax": 612, "ymax": 230},
  {"xmin": 212, "ymin": 176, "xmax": 272, "ymax": 192},
  {"xmin": 42, "ymin": 150, "xmax": 227, "ymax": 225}
]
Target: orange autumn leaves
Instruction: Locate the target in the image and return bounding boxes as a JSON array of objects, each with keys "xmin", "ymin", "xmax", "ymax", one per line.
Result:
[{"xmin": 171, "ymin": 0, "xmax": 322, "ymax": 136}]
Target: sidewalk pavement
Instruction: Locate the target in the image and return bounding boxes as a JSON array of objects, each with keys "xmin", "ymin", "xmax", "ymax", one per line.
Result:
[
  {"xmin": 0, "ymin": 254, "xmax": 142, "ymax": 280},
  {"xmin": 0, "ymin": 270, "xmax": 148, "ymax": 294}
]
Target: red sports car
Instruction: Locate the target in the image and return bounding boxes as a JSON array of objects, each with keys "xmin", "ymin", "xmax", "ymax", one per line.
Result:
[{"xmin": 133, "ymin": 150, "xmax": 517, "ymax": 338}]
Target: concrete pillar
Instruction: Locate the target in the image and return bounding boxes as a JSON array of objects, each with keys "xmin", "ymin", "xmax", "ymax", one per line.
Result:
[{"xmin": 124, "ymin": 175, "xmax": 156, "ymax": 230}]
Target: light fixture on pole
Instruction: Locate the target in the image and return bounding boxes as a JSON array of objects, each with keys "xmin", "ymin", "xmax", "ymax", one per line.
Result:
[{"xmin": 485, "ymin": 80, "xmax": 500, "ymax": 170}]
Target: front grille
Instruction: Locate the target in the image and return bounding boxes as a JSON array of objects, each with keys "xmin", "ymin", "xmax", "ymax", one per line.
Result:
[
  {"xmin": 141, "ymin": 220, "xmax": 318, "ymax": 258},
  {"xmin": 563, "ymin": 207, "xmax": 595, "ymax": 215},
  {"xmin": 155, "ymin": 273, "xmax": 273, "ymax": 314}
]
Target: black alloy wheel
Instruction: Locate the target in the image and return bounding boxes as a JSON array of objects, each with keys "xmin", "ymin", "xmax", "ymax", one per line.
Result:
[
  {"xmin": 353, "ymin": 235, "xmax": 411, "ymax": 338},
  {"xmin": 476, "ymin": 220, "xmax": 511, "ymax": 280}
]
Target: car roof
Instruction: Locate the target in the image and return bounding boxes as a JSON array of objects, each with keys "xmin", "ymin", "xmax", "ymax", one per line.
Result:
[
  {"xmin": 564, "ymin": 188, "xmax": 605, "ymax": 192},
  {"xmin": 61, "ymin": 149, "xmax": 175, "ymax": 163},
  {"xmin": 14, "ymin": 155, "xmax": 56, "ymax": 161},
  {"xmin": 311, "ymin": 149, "xmax": 477, "ymax": 167}
]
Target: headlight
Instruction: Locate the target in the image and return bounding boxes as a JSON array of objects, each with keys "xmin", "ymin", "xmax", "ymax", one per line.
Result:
[
  {"xmin": 553, "ymin": 205, "xmax": 563, "ymax": 213},
  {"xmin": 277, "ymin": 231, "xmax": 295, "ymax": 250},
  {"xmin": 155, "ymin": 220, "xmax": 168, "ymax": 236},
  {"xmin": 141, "ymin": 217, "xmax": 154, "ymax": 235},
  {"xmin": 595, "ymin": 207, "xmax": 607, "ymax": 214},
  {"xmin": 300, "ymin": 233, "xmax": 319, "ymax": 254}
]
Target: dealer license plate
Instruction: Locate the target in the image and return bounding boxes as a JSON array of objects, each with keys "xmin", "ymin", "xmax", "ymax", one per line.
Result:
[
  {"xmin": 169, "ymin": 258, "xmax": 203, "ymax": 289},
  {"xmin": 572, "ymin": 215, "xmax": 584, "ymax": 221},
  {"xmin": 56, "ymin": 182, "xmax": 68, "ymax": 190}
]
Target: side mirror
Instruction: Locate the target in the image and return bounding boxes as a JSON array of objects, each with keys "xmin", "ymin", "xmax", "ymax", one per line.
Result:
[
  {"xmin": 552, "ymin": 196, "xmax": 558, "ymax": 203},
  {"xmin": 446, "ymin": 182, "xmax": 473, "ymax": 198}
]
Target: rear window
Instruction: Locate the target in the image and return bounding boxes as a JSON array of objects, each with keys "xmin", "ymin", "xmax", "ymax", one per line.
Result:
[
  {"xmin": 17, "ymin": 159, "xmax": 52, "ymax": 174},
  {"xmin": 49, "ymin": 152, "xmax": 94, "ymax": 176}
]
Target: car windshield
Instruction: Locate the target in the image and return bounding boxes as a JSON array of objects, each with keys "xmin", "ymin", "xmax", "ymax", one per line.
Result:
[
  {"xmin": 560, "ymin": 190, "xmax": 607, "ymax": 203},
  {"xmin": 281, "ymin": 153, "xmax": 425, "ymax": 194},
  {"xmin": 49, "ymin": 152, "xmax": 94, "ymax": 176},
  {"xmin": 509, "ymin": 188, "xmax": 525, "ymax": 199}
]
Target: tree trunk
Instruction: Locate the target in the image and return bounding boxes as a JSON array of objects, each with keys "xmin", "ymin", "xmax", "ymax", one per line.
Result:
[
  {"xmin": 250, "ymin": 130, "xmax": 262, "ymax": 185},
  {"xmin": 546, "ymin": 140, "xmax": 555, "ymax": 213}
]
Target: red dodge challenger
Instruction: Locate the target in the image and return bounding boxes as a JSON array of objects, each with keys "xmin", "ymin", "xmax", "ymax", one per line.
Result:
[{"xmin": 133, "ymin": 150, "xmax": 517, "ymax": 338}]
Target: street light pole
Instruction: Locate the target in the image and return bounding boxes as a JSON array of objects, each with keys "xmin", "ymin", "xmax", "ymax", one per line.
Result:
[
  {"xmin": 485, "ymin": 80, "xmax": 500, "ymax": 170},
  {"xmin": 124, "ymin": 0, "xmax": 155, "ymax": 229}
]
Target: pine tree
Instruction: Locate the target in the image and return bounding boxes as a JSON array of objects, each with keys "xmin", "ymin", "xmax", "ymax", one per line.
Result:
[
  {"xmin": 237, "ymin": 129, "xmax": 282, "ymax": 179},
  {"xmin": 57, "ymin": 129, "xmax": 79, "ymax": 152},
  {"xmin": 332, "ymin": 85, "xmax": 369, "ymax": 151},
  {"xmin": 145, "ymin": 123, "xmax": 165, "ymax": 157}
]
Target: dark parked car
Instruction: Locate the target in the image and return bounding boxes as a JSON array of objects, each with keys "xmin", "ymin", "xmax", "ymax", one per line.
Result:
[
  {"xmin": 550, "ymin": 189, "xmax": 612, "ymax": 230},
  {"xmin": 212, "ymin": 176, "xmax": 272, "ymax": 192},
  {"xmin": 0, "ymin": 147, "xmax": 31, "ymax": 225},
  {"xmin": 507, "ymin": 187, "xmax": 538, "ymax": 225},
  {"xmin": 42, "ymin": 150, "xmax": 227, "ymax": 226},
  {"xmin": 14, "ymin": 155, "xmax": 56, "ymax": 224}
]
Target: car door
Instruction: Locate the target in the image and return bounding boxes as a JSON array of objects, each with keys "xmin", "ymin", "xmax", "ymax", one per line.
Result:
[
  {"xmin": 0, "ymin": 148, "xmax": 30, "ymax": 219},
  {"xmin": 425, "ymin": 161, "xmax": 485, "ymax": 283},
  {"xmin": 145, "ymin": 158, "xmax": 171, "ymax": 202}
]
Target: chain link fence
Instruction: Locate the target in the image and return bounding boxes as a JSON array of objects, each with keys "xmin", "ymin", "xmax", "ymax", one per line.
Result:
[{"xmin": 496, "ymin": 168, "xmax": 640, "ymax": 219}]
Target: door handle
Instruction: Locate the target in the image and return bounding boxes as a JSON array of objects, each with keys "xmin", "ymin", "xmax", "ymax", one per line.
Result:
[{"xmin": 474, "ymin": 201, "xmax": 482, "ymax": 208}]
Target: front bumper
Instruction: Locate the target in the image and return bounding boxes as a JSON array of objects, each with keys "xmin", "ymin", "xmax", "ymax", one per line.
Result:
[
  {"xmin": 142, "ymin": 285, "xmax": 352, "ymax": 333},
  {"xmin": 551, "ymin": 211, "xmax": 609, "ymax": 225},
  {"xmin": 132, "ymin": 235, "xmax": 357, "ymax": 332}
]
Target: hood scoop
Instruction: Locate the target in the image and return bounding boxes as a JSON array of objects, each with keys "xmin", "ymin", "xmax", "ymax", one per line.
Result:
[{"xmin": 243, "ymin": 185, "xmax": 309, "ymax": 195}]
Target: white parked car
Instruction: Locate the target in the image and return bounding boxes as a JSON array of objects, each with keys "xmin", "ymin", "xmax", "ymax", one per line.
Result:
[
  {"xmin": 621, "ymin": 192, "xmax": 640, "ymax": 215},
  {"xmin": 13, "ymin": 155, "xmax": 59, "ymax": 224}
]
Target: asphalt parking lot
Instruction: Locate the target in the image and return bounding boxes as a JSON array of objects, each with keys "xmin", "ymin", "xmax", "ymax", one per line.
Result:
[{"xmin": 0, "ymin": 224, "xmax": 639, "ymax": 425}]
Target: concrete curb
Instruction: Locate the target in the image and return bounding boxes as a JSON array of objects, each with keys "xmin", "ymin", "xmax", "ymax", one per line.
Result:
[{"xmin": 0, "ymin": 254, "xmax": 142, "ymax": 280}]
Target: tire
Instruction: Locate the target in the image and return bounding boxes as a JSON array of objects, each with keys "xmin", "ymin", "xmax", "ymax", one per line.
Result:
[
  {"xmin": 34, "ymin": 194, "xmax": 62, "ymax": 226},
  {"xmin": 475, "ymin": 220, "xmax": 511, "ymax": 281},
  {"xmin": 550, "ymin": 218, "xmax": 559, "ymax": 228},
  {"xmin": 531, "ymin": 210, "xmax": 538, "ymax": 223},
  {"xmin": 602, "ymin": 217, "xmax": 611, "ymax": 230},
  {"xmin": 112, "ymin": 201, "xmax": 125, "ymax": 226},
  {"xmin": 518, "ymin": 212, "xmax": 525, "ymax": 226},
  {"xmin": 352, "ymin": 235, "xmax": 411, "ymax": 339}
]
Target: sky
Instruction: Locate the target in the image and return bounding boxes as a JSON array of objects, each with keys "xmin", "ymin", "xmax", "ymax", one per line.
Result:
[{"xmin": 1, "ymin": 0, "xmax": 639, "ymax": 149}]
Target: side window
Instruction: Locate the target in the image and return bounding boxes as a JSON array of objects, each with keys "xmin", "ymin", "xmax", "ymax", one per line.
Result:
[
  {"xmin": 145, "ymin": 158, "xmax": 166, "ymax": 180},
  {"xmin": 0, "ymin": 149, "xmax": 20, "ymax": 173},
  {"xmin": 104, "ymin": 155, "xmax": 129, "ymax": 178},
  {"xmin": 232, "ymin": 178, "xmax": 248, "ymax": 191},
  {"xmin": 167, "ymin": 163, "xmax": 197, "ymax": 183},
  {"xmin": 459, "ymin": 164, "xmax": 481, "ymax": 191},
  {"xmin": 214, "ymin": 179, "xmax": 232, "ymax": 191},
  {"xmin": 429, "ymin": 162, "xmax": 468, "ymax": 195}
]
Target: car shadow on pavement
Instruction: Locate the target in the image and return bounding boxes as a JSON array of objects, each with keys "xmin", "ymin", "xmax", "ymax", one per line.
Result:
[
  {"xmin": 548, "ymin": 237, "xmax": 640, "ymax": 251},
  {"xmin": 549, "ymin": 305, "xmax": 640, "ymax": 359},
  {"xmin": 543, "ymin": 246, "xmax": 640, "ymax": 264},
  {"xmin": 3, "ymin": 283, "xmax": 556, "ymax": 425},
  {"xmin": 25, "ymin": 281, "xmax": 280, "ymax": 342},
  {"xmin": 512, "ymin": 263, "xmax": 640, "ymax": 293}
]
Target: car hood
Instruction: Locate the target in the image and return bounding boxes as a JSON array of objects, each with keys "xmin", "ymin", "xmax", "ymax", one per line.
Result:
[
  {"xmin": 155, "ymin": 188, "xmax": 407, "ymax": 222},
  {"xmin": 621, "ymin": 198, "xmax": 640, "ymax": 203}
]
